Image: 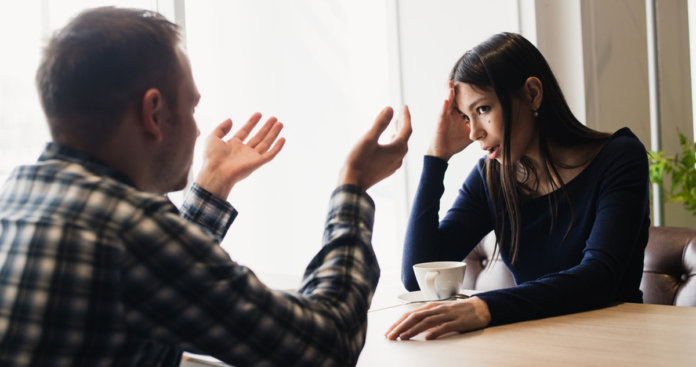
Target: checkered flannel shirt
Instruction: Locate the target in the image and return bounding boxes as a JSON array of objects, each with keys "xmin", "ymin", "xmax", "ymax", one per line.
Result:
[{"xmin": 0, "ymin": 142, "xmax": 379, "ymax": 366}]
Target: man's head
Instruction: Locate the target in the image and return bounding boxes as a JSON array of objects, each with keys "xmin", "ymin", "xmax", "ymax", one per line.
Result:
[
  {"xmin": 36, "ymin": 6, "xmax": 181, "ymax": 149},
  {"xmin": 36, "ymin": 7, "xmax": 201, "ymax": 193}
]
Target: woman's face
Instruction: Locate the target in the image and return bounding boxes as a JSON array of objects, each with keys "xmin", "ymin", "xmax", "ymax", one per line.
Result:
[{"xmin": 454, "ymin": 82, "xmax": 537, "ymax": 164}]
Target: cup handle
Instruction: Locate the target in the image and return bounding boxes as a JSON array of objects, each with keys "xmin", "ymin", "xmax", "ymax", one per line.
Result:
[{"xmin": 425, "ymin": 271, "xmax": 439, "ymax": 293}]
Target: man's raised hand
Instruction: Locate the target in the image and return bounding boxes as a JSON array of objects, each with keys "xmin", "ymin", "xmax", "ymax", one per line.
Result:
[
  {"xmin": 340, "ymin": 106, "xmax": 412, "ymax": 190},
  {"xmin": 195, "ymin": 113, "xmax": 285, "ymax": 199}
]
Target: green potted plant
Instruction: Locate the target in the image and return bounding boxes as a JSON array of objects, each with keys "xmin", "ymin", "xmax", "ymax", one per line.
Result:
[{"xmin": 648, "ymin": 132, "xmax": 696, "ymax": 216}]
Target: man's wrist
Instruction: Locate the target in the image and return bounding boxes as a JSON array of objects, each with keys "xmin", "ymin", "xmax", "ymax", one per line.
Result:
[
  {"xmin": 338, "ymin": 167, "xmax": 366, "ymax": 189},
  {"xmin": 194, "ymin": 169, "xmax": 233, "ymax": 200}
]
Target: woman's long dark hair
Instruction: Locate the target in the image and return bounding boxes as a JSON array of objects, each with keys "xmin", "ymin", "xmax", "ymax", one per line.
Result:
[{"xmin": 449, "ymin": 32, "xmax": 610, "ymax": 263}]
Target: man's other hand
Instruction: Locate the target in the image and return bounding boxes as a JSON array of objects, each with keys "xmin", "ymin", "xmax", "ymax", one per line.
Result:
[{"xmin": 340, "ymin": 106, "xmax": 412, "ymax": 190}]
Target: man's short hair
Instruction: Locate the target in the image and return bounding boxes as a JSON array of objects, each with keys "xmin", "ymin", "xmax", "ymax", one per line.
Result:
[{"xmin": 36, "ymin": 7, "xmax": 181, "ymax": 145}]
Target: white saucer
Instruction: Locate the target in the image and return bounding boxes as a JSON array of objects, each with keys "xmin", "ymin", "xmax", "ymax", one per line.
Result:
[
  {"xmin": 397, "ymin": 290, "xmax": 428, "ymax": 302},
  {"xmin": 397, "ymin": 290, "xmax": 477, "ymax": 303}
]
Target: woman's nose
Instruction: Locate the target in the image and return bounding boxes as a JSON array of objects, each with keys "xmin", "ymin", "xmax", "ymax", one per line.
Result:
[{"xmin": 469, "ymin": 119, "xmax": 485, "ymax": 141}]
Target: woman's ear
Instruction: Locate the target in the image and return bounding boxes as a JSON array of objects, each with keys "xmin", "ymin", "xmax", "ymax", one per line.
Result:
[
  {"xmin": 524, "ymin": 76, "xmax": 543, "ymax": 111},
  {"xmin": 140, "ymin": 88, "xmax": 165, "ymax": 141}
]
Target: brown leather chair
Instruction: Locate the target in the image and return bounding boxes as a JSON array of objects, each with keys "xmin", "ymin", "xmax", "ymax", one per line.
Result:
[
  {"xmin": 463, "ymin": 227, "xmax": 696, "ymax": 307},
  {"xmin": 641, "ymin": 226, "xmax": 696, "ymax": 306}
]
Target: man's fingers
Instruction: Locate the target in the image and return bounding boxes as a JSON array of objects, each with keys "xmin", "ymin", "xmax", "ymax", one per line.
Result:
[
  {"xmin": 255, "ymin": 122, "xmax": 284, "ymax": 153},
  {"xmin": 397, "ymin": 105, "xmax": 413, "ymax": 141},
  {"xmin": 365, "ymin": 106, "xmax": 394, "ymax": 142},
  {"xmin": 247, "ymin": 117, "xmax": 278, "ymax": 147},
  {"xmin": 212, "ymin": 118, "xmax": 233, "ymax": 139},
  {"xmin": 233, "ymin": 112, "xmax": 263, "ymax": 141},
  {"xmin": 380, "ymin": 106, "xmax": 411, "ymax": 154},
  {"xmin": 261, "ymin": 138, "xmax": 286, "ymax": 162}
]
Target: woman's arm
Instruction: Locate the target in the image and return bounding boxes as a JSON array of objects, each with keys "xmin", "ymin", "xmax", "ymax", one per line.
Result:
[
  {"xmin": 402, "ymin": 85, "xmax": 493, "ymax": 290},
  {"xmin": 401, "ymin": 157, "xmax": 494, "ymax": 290},
  {"xmin": 392, "ymin": 132, "xmax": 650, "ymax": 338},
  {"xmin": 477, "ymin": 136, "xmax": 650, "ymax": 325}
]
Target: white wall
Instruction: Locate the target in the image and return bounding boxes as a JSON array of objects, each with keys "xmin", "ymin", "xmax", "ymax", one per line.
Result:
[
  {"xmin": 397, "ymin": 0, "xmax": 520, "ymax": 222},
  {"xmin": 534, "ymin": 0, "xmax": 586, "ymax": 123},
  {"xmin": 580, "ymin": 0, "xmax": 694, "ymax": 227}
]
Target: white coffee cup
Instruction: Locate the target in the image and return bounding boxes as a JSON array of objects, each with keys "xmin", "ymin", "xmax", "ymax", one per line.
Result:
[{"xmin": 413, "ymin": 261, "xmax": 467, "ymax": 301}]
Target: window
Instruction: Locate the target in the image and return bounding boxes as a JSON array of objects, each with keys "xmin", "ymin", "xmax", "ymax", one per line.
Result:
[
  {"xmin": 0, "ymin": 0, "xmax": 522, "ymax": 285},
  {"xmin": 0, "ymin": 0, "xmax": 158, "ymax": 184},
  {"xmin": 184, "ymin": 1, "xmax": 401, "ymax": 280}
]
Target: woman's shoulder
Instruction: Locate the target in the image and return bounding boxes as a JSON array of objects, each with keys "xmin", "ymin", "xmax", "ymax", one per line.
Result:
[
  {"xmin": 589, "ymin": 127, "xmax": 648, "ymax": 174},
  {"xmin": 592, "ymin": 127, "xmax": 648, "ymax": 164},
  {"xmin": 605, "ymin": 127, "xmax": 647, "ymax": 152}
]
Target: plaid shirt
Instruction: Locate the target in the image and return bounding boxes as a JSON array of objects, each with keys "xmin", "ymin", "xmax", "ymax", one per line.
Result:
[{"xmin": 0, "ymin": 143, "xmax": 379, "ymax": 367}]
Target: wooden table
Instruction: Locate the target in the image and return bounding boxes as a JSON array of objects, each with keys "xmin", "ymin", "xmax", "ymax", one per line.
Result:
[
  {"xmin": 182, "ymin": 276, "xmax": 696, "ymax": 366},
  {"xmin": 357, "ymin": 301, "xmax": 696, "ymax": 366}
]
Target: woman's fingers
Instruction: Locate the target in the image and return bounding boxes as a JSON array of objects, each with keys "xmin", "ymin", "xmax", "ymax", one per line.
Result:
[
  {"xmin": 423, "ymin": 320, "xmax": 461, "ymax": 340},
  {"xmin": 385, "ymin": 302, "xmax": 442, "ymax": 340},
  {"xmin": 386, "ymin": 300, "xmax": 486, "ymax": 341},
  {"xmin": 385, "ymin": 311, "xmax": 415, "ymax": 339},
  {"xmin": 397, "ymin": 311, "xmax": 452, "ymax": 340}
]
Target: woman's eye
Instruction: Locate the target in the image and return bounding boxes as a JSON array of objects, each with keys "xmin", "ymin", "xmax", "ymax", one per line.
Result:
[
  {"xmin": 476, "ymin": 106, "xmax": 490, "ymax": 115},
  {"xmin": 460, "ymin": 113, "xmax": 470, "ymax": 123}
]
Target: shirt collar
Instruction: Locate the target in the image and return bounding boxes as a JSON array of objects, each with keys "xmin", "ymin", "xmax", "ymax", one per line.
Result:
[{"xmin": 39, "ymin": 142, "xmax": 137, "ymax": 187}]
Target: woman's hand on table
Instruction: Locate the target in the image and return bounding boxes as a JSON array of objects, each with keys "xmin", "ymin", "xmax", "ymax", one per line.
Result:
[{"xmin": 385, "ymin": 296, "xmax": 491, "ymax": 340}]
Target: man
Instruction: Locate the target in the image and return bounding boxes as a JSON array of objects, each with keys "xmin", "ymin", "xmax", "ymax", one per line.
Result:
[{"xmin": 0, "ymin": 7, "xmax": 411, "ymax": 366}]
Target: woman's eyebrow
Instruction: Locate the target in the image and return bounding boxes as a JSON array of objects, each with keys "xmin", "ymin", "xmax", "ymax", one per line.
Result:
[{"xmin": 467, "ymin": 97, "xmax": 486, "ymax": 111}]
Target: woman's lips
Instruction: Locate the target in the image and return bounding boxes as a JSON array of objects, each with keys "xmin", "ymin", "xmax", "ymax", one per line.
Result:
[{"xmin": 486, "ymin": 145, "xmax": 499, "ymax": 160}]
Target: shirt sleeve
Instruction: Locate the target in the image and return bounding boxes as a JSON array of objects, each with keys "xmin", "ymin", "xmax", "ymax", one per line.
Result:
[
  {"xmin": 120, "ymin": 184, "xmax": 379, "ymax": 366},
  {"xmin": 401, "ymin": 156, "xmax": 494, "ymax": 290},
  {"xmin": 476, "ymin": 137, "xmax": 651, "ymax": 325},
  {"xmin": 179, "ymin": 183, "xmax": 237, "ymax": 243}
]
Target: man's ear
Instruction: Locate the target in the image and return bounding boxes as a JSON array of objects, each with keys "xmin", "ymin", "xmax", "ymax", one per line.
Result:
[
  {"xmin": 140, "ymin": 88, "xmax": 166, "ymax": 141},
  {"xmin": 524, "ymin": 76, "xmax": 543, "ymax": 111}
]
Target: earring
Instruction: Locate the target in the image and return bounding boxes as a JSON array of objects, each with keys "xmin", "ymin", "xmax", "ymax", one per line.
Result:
[{"xmin": 533, "ymin": 110, "xmax": 539, "ymax": 117}]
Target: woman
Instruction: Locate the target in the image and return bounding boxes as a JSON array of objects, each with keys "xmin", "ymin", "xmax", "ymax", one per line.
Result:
[{"xmin": 386, "ymin": 32, "xmax": 650, "ymax": 340}]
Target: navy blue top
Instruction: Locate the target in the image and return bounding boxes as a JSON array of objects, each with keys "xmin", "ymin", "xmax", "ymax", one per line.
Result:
[{"xmin": 401, "ymin": 128, "xmax": 650, "ymax": 325}]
